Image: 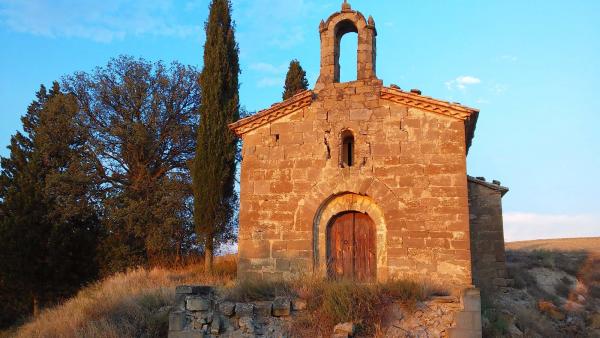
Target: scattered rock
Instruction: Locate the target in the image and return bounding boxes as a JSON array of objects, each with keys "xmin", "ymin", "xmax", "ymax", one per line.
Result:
[
  {"xmin": 272, "ymin": 297, "xmax": 291, "ymax": 317},
  {"xmin": 292, "ymin": 298, "xmax": 307, "ymax": 311},
  {"xmin": 333, "ymin": 322, "xmax": 355, "ymax": 336},
  {"xmin": 211, "ymin": 315, "xmax": 221, "ymax": 334},
  {"xmin": 238, "ymin": 316, "xmax": 255, "ymax": 334}
]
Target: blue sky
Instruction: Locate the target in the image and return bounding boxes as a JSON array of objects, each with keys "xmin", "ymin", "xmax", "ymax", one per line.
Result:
[{"xmin": 1, "ymin": 0, "xmax": 599, "ymax": 241}]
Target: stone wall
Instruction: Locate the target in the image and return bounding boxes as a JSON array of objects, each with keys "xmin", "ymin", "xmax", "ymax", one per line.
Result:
[
  {"xmin": 168, "ymin": 285, "xmax": 483, "ymax": 338},
  {"xmin": 238, "ymin": 78, "xmax": 473, "ymax": 287},
  {"xmin": 467, "ymin": 177, "xmax": 510, "ymax": 298}
]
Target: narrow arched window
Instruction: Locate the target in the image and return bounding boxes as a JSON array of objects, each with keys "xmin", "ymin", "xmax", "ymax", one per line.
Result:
[{"xmin": 341, "ymin": 130, "xmax": 354, "ymax": 167}]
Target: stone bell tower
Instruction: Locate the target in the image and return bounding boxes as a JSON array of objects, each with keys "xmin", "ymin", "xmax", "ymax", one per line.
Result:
[{"xmin": 316, "ymin": 0, "xmax": 378, "ymax": 89}]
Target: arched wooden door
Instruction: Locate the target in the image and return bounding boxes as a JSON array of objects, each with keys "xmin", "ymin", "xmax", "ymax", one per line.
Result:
[{"xmin": 327, "ymin": 211, "xmax": 376, "ymax": 282}]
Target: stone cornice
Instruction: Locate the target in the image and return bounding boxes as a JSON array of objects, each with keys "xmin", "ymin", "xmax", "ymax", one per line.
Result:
[
  {"xmin": 467, "ymin": 176, "xmax": 509, "ymax": 197},
  {"xmin": 228, "ymin": 90, "xmax": 314, "ymax": 136},
  {"xmin": 380, "ymin": 87, "xmax": 478, "ymax": 120}
]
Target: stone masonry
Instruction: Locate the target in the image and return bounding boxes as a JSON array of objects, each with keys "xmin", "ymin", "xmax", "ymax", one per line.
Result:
[
  {"xmin": 169, "ymin": 284, "xmax": 483, "ymax": 337},
  {"xmin": 467, "ymin": 176, "xmax": 510, "ymax": 299},
  {"xmin": 229, "ymin": 0, "xmax": 507, "ymax": 309}
]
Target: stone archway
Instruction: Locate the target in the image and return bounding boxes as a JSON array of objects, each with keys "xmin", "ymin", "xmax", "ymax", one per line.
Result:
[{"xmin": 313, "ymin": 192, "xmax": 387, "ymax": 281}]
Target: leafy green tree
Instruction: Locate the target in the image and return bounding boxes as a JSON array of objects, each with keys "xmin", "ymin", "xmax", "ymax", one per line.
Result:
[
  {"xmin": 64, "ymin": 56, "xmax": 200, "ymax": 274},
  {"xmin": 282, "ymin": 59, "xmax": 309, "ymax": 100},
  {"xmin": 192, "ymin": 0, "xmax": 240, "ymax": 273},
  {"xmin": 0, "ymin": 83, "xmax": 100, "ymax": 323}
]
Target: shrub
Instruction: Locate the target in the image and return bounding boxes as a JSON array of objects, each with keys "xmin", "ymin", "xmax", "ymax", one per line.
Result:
[
  {"xmin": 509, "ymin": 267, "xmax": 537, "ymax": 289},
  {"xmin": 289, "ymin": 278, "xmax": 445, "ymax": 337}
]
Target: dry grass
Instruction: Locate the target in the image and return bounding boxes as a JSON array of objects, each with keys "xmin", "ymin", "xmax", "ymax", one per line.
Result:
[
  {"xmin": 290, "ymin": 277, "xmax": 447, "ymax": 337},
  {"xmin": 10, "ymin": 255, "xmax": 446, "ymax": 338},
  {"xmin": 12, "ymin": 255, "xmax": 236, "ymax": 338}
]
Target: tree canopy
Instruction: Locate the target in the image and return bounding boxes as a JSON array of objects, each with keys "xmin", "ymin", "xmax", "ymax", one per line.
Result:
[
  {"xmin": 0, "ymin": 83, "xmax": 100, "ymax": 323},
  {"xmin": 64, "ymin": 56, "xmax": 201, "ymax": 273},
  {"xmin": 282, "ymin": 59, "xmax": 309, "ymax": 100}
]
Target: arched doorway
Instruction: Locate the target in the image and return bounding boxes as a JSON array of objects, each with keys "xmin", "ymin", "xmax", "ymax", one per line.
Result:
[{"xmin": 327, "ymin": 211, "xmax": 376, "ymax": 282}]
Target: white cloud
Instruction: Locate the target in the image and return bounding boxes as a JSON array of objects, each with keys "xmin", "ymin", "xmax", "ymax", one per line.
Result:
[
  {"xmin": 504, "ymin": 212, "xmax": 600, "ymax": 242},
  {"xmin": 0, "ymin": 0, "xmax": 201, "ymax": 43},
  {"xmin": 445, "ymin": 75, "xmax": 481, "ymax": 91},
  {"xmin": 257, "ymin": 76, "xmax": 282, "ymax": 88},
  {"xmin": 498, "ymin": 55, "xmax": 518, "ymax": 62}
]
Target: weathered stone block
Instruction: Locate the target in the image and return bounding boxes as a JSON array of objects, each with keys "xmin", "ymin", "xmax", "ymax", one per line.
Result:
[
  {"xmin": 175, "ymin": 294, "xmax": 187, "ymax": 311},
  {"xmin": 333, "ymin": 322, "xmax": 356, "ymax": 336},
  {"xmin": 187, "ymin": 297, "xmax": 211, "ymax": 312},
  {"xmin": 210, "ymin": 315, "xmax": 221, "ymax": 335},
  {"xmin": 254, "ymin": 301, "xmax": 273, "ymax": 317},
  {"xmin": 234, "ymin": 303, "xmax": 254, "ymax": 318},
  {"xmin": 218, "ymin": 301, "xmax": 235, "ymax": 316},
  {"xmin": 272, "ymin": 297, "xmax": 291, "ymax": 317}
]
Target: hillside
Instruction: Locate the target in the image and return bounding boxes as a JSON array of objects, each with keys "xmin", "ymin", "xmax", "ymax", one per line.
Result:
[
  {"xmin": 1, "ymin": 257, "xmax": 236, "ymax": 338},
  {"xmin": 506, "ymin": 237, "xmax": 600, "ymax": 254},
  {"xmin": 484, "ymin": 238, "xmax": 600, "ymax": 337},
  {"xmin": 3, "ymin": 239, "xmax": 600, "ymax": 338}
]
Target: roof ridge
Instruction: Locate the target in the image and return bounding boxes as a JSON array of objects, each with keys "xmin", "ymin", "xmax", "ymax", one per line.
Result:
[
  {"xmin": 229, "ymin": 90, "xmax": 313, "ymax": 136},
  {"xmin": 381, "ymin": 86, "xmax": 479, "ymax": 119}
]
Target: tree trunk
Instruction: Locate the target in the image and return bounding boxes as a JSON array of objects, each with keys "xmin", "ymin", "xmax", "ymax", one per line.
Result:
[
  {"xmin": 204, "ymin": 237, "xmax": 214, "ymax": 274},
  {"xmin": 32, "ymin": 294, "xmax": 39, "ymax": 318}
]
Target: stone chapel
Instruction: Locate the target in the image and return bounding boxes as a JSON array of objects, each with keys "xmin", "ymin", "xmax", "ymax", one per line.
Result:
[{"xmin": 229, "ymin": 2, "xmax": 509, "ymax": 295}]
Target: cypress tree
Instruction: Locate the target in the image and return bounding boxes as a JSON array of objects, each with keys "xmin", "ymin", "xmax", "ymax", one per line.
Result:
[
  {"xmin": 192, "ymin": 0, "xmax": 240, "ymax": 273},
  {"xmin": 282, "ymin": 59, "xmax": 309, "ymax": 100}
]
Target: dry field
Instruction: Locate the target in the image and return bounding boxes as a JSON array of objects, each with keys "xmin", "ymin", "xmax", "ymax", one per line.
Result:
[{"xmin": 506, "ymin": 237, "xmax": 600, "ymax": 254}]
